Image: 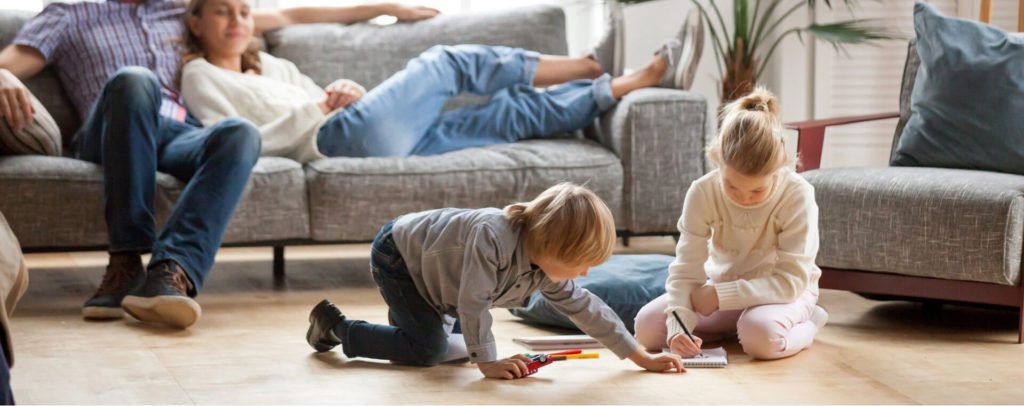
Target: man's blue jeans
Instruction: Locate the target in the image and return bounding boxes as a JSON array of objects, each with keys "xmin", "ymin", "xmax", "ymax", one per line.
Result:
[
  {"xmin": 71, "ymin": 67, "xmax": 262, "ymax": 294},
  {"xmin": 316, "ymin": 45, "xmax": 617, "ymax": 158},
  {"xmin": 339, "ymin": 221, "xmax": 451, "ymax": 366}
]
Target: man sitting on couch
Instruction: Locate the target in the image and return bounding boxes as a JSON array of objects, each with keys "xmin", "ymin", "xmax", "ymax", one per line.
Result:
[{"xmin": 0, "ymin": 0, "xmax": 437, "ymax": 329}]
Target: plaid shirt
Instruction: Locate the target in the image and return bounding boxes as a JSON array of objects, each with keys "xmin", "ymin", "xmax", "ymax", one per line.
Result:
[{"xmin": 14, "ymin": 0, "xmax": 189, "ymax": 122}]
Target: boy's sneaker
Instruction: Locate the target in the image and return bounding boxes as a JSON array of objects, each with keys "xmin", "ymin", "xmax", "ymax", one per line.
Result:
[
  {"xmin": 82, "ymin": 253, "xmax": 146, "ymax": 320},
  {"xmin": 122, "ymin": 262, "xmax": 201, "ymax": 329},
  {"xmin": 656, "ymin": 9, "xmax": 704, "ymax": 90},
  {"xmin": 590, "ymin": 2, "xmax": 625, "ymax": 77},
  {"xmin": 810, "ymin": 305, "xmax": 829, "ymax": 330},
  {"xmin": 307, "ymin": 299, "xmax": 346, "ymax": 352}
]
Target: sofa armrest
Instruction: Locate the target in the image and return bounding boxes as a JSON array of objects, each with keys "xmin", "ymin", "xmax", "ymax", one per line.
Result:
[
  {"xmin": 785, "ymin": 112, "xmax": 899, "ymax": 172},
  {"xmin": 592, "ymin": 88, "xmax": 711, "ymax": 235}
]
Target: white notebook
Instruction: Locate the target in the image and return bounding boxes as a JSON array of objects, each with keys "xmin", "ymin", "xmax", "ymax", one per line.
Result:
[
  {"xmin": 512, "ymin": 334, "xmax": 604, "ymax": 351},
  {"xmin": 679, "ymin": 347, "xmax": 728, "ymax": 368}
]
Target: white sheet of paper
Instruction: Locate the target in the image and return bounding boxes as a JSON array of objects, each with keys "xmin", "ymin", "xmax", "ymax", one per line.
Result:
[
  {"xmin": 512, "ymin": 334, "xmax": 603, "ymax": 351},
  {"xmin": 662, "ymin": 346, "xmax": 728, "ymax": 368}
]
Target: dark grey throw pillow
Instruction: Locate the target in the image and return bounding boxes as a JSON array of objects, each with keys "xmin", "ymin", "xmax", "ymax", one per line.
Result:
[{"xmin": 891, "ymin": 2, "xmax": 1024, "ymax": 175}]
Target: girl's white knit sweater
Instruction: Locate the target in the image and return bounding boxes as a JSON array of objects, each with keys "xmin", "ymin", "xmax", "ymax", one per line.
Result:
[{"xmin": 665, "ymin": 168, "xmax": 821, "ymax": 342}]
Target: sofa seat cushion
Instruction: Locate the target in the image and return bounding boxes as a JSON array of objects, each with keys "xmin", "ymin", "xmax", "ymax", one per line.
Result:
[
  {"xmin": 158, "ymin": 157, "xmax": 309, "ymax": 244},
  {"xmin": 803, "ymin": 167, "xmax": 1024, "ymax": 285},
  {"xmin": 0, "ymin": 156, "xmax": 309, "ymax": 248},
  {"xmin": 306, "ymin": 138, "xmax": 624, "ymax": 241}
]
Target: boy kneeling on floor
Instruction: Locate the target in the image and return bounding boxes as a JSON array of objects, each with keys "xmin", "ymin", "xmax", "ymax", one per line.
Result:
[{"xmin": 306, "ymin": 183, "xmax": 684, "ymax": 379}]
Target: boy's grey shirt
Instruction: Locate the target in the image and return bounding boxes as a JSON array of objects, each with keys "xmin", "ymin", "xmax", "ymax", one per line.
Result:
[{"xmin": 391, "ymin": 207, "xmax": 638, "ymax": 363}]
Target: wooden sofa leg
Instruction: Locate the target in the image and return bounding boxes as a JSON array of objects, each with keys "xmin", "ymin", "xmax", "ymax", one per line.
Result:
[
  {"xmin": 1018, "ymin": 306, "xmax": 1022, "ymax": 344},
  {"xmin": 1018, "ymin": 284, "xmax": 1024, "ymax": 344},
  {"xmin": 273, "ymin": 246, "xmax": 286, "ymax": 288}
]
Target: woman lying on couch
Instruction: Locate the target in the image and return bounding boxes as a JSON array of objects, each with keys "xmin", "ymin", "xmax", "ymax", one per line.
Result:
[{"xmin": 178, "ymin": 0, "xmax": 696, "ymax": 163}]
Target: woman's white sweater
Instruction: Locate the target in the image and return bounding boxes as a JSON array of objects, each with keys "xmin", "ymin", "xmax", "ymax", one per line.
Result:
[{"xmin": 181, "ymin": 52, "xmax": 361, "ymax": 163}]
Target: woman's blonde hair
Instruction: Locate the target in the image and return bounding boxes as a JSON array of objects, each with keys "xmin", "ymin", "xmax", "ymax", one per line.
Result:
[
  {"xmin": 707, "ymin": 87, "xmax": 793, "ymax": 176},
  {"xmin": 175, "ymin": 0, "xmax": 262, "ymax": 89},
  {"xmin": 504, "ymin": 183, "xmax": 616, "ymax": 266}
]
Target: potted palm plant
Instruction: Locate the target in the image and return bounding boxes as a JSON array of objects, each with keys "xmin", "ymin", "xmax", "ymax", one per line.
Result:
[{"xmin": 619, "ymin": 0, "xmax": 896, "ymax": 104}]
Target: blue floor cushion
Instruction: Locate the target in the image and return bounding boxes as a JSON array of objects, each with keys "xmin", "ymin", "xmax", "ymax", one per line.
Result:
[{"xmin": 509, "ymin": 254, "xmax": 673, "ymax": 334}]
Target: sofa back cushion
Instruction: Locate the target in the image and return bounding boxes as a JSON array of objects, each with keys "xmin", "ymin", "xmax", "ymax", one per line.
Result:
[
  {"xmin": 264, "ymin": 5, "xmax": 567, "ymax": 91},
  {"xmin": 890, "ymin": 2, "xmax": 1024, "ymax": 175},
  {"xmin": 0, "ymin": 10, "xmax": 82, "ymax": 148}
]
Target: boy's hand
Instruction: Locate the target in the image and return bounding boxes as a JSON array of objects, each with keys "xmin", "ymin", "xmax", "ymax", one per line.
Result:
[
  {"xmin": 690, "ymin": 284, "xmax": 719, "ymax": 316},
  {"xmin": 628, "ymin": 348, "xmax": 685, "ymax": 373},
  {"xmin": 477, "ymin": 354, "xmax": 533, "ymax": 380},
  {"xmin": 668, "ymin": 333, "xmax": 703, "ymax": 358}
]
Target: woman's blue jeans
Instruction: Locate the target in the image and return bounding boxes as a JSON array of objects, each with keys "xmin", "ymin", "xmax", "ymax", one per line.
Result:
[{"xmin": 316, "ymin": 45, "xmax": 616, "ymax": 158}]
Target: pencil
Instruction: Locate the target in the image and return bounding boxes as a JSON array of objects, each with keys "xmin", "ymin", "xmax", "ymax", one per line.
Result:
[
  {"xmin": 551, "ymin": 353, "xmax": 599, "ymax": 361},
  {"xmin": 671, "ymin": 310, "xmax": 697, "ymax": 342}
]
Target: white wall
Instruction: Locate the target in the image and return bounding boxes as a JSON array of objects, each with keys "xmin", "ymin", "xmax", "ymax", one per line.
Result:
[
  {"xmin": 622, "ymin": 0, "xmax": 731, "ymax": 122},
  {"xmin": 621, "ymin": 1, "xmax": 811, "ymax": 129}
]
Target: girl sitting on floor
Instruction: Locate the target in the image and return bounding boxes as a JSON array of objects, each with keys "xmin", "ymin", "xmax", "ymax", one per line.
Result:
[{"xmin": 634, "ymin": 88, "xmax": 829, "ymax": 360}]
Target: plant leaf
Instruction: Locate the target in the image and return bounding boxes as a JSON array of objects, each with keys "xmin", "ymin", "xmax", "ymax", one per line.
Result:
[
  {"xmin": 749, "ymin": 0, "xmax": 785, "ymax": 61},
  {"xmin": 709, "ymin": 0, "xmax": 733, "ymax": 54},
  {"xmin": 806, "ymin": 19, "xmax": 897, "ymax": 45},
  {"xmin": 735, "ymin": 0, "xmax": 750, "ymax": 58},
  {"xmin": 754, "ymin": 19, "xmax": 900, "ymax": 78},
  {"xmin": 688, "ymin": 0, "xmax": 728, "ymax": 78}
]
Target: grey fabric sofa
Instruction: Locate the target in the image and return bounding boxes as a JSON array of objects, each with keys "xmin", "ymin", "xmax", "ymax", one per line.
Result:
[
  {"xmin": 788, "ymin": 41, "xmax": 1024, "ymax": 342},
  {"xmin": 0, "ymin": 6, "xmax": 710, "ymax": 276}
]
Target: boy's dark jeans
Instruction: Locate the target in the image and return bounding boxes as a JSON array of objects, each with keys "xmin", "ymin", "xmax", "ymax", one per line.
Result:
[{"xmin": 341, "ymin": 222, "xmax": 450, "ymax": 366}]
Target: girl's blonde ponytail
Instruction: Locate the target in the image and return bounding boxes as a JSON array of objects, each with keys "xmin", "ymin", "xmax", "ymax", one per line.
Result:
[{"xmin": 707, "ymin": 87, "xmax": 793, "ymax": 176}]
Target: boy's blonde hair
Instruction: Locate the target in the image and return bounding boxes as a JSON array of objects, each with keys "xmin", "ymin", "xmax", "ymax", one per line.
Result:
[
  {"xmin": 707, "ymin": 87, "xmax": 794, "ymax": 176},
  {"xmin": 504, "ymin": 183, "xmax": 616, "ymax": 266}
]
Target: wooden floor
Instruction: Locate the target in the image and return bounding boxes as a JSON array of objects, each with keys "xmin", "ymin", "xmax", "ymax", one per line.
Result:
[{"xmin": 12, "ymin": 237, "xmax": 1024, "ymax": 404}]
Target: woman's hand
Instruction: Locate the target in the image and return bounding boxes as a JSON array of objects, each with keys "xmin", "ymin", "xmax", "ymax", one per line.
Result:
[
  {"xmin": 324, "ymin": 79, "xmax": 365, "ymax": 111},
  {"xmin": 668, "ymin": 333, "xmax": 703, "ymax": 358},
  {"xmin": 628, "ymin": 348, "xmax": 685, "ymax": 373},
  {"xmin": 477, "ymin": 354, "xmax": 533, "ymax": 380},
  {"xmin": 387, "ymin": 4, "xmax": 441, "ymax": 22},
  {"xmin": 318, "ymin": 100, "xmax": 333, "ymax": 114},
  {"xmin": 0, "ymin": 69, "xmax": 35, "ymax": 131},
  {"xmin": 690, "ymin": 284, "xmax": 719, "ymax": 316}
]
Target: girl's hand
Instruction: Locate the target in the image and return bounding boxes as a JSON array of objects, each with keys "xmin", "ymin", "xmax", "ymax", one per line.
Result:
[
  {"xmin": 628, "ymin": 348, "xmax": 685, "ymax": 373},
  {"xmin": 324, "ymin": 80, "xmax": 365, "ymax": 110},
  {"xmin": 690, "ymin": 284, "xmax": 719, "ymax": 316},
  {"xmin": 477, "ymin": 354, "xmax": 532, "ymax": 380},
  {"xmin": 668, "ymin": 333, "xmax": 703, "ymax": 358}
]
